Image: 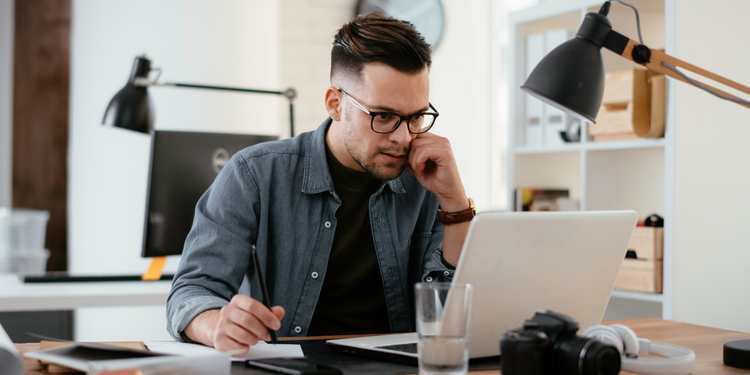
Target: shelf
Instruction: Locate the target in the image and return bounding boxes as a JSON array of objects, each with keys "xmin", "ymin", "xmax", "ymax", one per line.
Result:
[
  {"xmin": 584, "ymin": 138, "xmax": 666, "ymax": 151},
  {"xmin": 507, "ymin": 0, "xmax": 672, "ymax": 320},
  {"xmin": 513, "ymin": 144, "xmax": 582, "ymax": 154},
  {"xmin": 611, "ymin": 290, "xmax": 664, "ymax": 303},
  {"xmin": 513, "ymin": 138, "xmax": 665, "ymax": 155},
  {"xmin": 510, "ymin": 0, "xmax": 665, "ymax": 29}
]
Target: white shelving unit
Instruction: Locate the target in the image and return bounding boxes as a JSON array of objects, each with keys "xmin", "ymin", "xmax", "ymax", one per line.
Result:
[{"xmin": 506, "ymin": 0, "xmax": 674, "ymax": 320}]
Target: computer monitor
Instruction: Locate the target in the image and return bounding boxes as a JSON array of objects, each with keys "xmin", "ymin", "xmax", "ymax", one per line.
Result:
[{"xmin": 142, "ymin": 130, "xmax": 277, "ymax": 258}]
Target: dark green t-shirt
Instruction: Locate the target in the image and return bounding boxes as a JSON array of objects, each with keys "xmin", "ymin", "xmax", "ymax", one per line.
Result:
[{"xmin": 306, "ymin": 141, "xmax": 390, "ymax": 336}]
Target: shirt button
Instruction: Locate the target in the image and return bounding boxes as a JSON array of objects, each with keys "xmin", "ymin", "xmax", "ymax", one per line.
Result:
[
  {"xmin": 426, "ymin": 276, "xmax": 433, "ymax": 282},
  {"xmin": 294, "ymin": 326, "xmax": 302, "ymax": 334},
  {"xmin": 311, "ymin": 272, "xmax": 319, "ymax": 279},
  {"xmin": 444, "ymin": 271, "xmax": 450, "ymax": 276},
  {"xmin": 324, "ymin": 221, "xmax": 331, "ymax": 228}
]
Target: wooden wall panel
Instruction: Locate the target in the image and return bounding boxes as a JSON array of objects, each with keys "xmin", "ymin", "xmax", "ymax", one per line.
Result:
[{"xmin": 13, "ymin": 0, "xmax": 71, "ymax": 271}]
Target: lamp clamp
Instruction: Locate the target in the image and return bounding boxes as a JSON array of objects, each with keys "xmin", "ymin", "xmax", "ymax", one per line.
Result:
[
  {"xmin": 631, "ymin": 44, "xmax": 651, "ymax": 64},
  {"xmin": 283, "ymin": 88, "xmax": 297, "ymax": 100}
]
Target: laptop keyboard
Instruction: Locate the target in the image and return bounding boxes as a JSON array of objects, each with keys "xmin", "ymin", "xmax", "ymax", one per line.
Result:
[{"xmin": 378, "ymin": 343, "xmax": 418, "ymax": 353}]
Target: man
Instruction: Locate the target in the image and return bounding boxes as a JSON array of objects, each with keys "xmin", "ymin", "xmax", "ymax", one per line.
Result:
[{"xmin": 166, "ymin": 13, "xmax": 475, "ymax": 354}]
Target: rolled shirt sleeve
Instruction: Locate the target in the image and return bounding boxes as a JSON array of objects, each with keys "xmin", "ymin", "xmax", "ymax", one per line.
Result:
[
  {"xmin": 166, "ymin": 153, "xmax": 260, "ymax": 341},
  {"xmin": 421, "ymin": 215, "xmax": 455, "ymax": 284}
]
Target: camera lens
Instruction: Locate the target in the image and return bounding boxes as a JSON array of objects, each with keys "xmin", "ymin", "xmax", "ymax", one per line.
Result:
[
  {"xmin": 553, "ymin": 337, "xmax": 621, "ymax": 375},
  {"xmin": 581, "ymin": 340, "xmax": 620, "ymax": 375}
]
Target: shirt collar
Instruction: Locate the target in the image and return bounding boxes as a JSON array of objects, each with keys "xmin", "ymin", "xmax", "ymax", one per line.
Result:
[{"xmin": 301, "ymin": 118, "xmax": 406, "ymax": 195}]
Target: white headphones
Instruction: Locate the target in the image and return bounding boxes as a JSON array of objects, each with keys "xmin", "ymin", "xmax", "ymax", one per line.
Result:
[{"xmin": 581, "ymin": 324, "xmax": 695, "ymax": 375}]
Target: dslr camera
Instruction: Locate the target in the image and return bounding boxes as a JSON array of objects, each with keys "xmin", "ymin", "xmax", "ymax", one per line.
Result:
[{"xmin": 500, "ymin": 310, "xmax": 621, "ymax": 375}]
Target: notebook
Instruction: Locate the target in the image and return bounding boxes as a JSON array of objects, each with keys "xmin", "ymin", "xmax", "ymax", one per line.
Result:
[{"xmin": 326, "ymin": 210, "xmax": 638, "ymax": 363}]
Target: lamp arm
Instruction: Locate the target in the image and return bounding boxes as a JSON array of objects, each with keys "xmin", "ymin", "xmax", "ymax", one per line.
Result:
[
  {"xmin": 156, "ymin": 81, "xmax": 294, "ymax": 97},
  {"xmin": 152, "ymin": 81, "xmax": 298, "ymax": 136},
  {"xmin": 604, "ymin": 31, "xmax": 750, "ymax": 109}
]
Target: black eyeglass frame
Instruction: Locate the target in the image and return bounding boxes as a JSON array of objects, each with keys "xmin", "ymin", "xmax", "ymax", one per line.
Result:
[{"xmin": 338, "ymin": 89, "xmax": 439, "ymax": 134}]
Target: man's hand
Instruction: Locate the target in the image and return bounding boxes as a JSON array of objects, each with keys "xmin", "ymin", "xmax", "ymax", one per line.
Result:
[
  {"xmin": 405, "ymin": 132, "xmax": 471, "ymax": 267},
  {"xmin": 405, "ymin": 132, "xmax": 467, "ymax": 212},
  {"xmin": 184, "ymin": 295, "xmax": 285, "ymax": 354}
]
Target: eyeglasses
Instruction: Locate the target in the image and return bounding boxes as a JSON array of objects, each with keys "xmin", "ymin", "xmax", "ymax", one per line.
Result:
[{"xmin": 338, "ymin": 89, "xmax": 439, "ymax": 134}]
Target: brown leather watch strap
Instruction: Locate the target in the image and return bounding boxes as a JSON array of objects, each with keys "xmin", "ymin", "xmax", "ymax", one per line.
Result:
[{"xmin": 437, "ymin": 198, "xmax": 476, "ymax": 225}]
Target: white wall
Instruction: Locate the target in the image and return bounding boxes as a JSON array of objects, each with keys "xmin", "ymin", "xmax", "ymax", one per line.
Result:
[
  {"xmin": 672, "ymin": 0, "xmax": 750, "ymax": 332},
  {"xmin": 0, "ymin": 0, "xmax": 13, "ymax": 208},
  {"xmin": 69, "ymin": 0, "xmax": 281, "ymax": 340},
  {"xmin": 279, "ymin": 0, "xmax": 352, "ymax": 137},
  {"xmin": 430, "ymin": 0, "xmax": 493, "ymax": 211}
]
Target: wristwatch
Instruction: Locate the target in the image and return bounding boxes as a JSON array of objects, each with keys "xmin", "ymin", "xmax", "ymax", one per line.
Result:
[{"xmin": 437, "ymin": 198, "xmax": 476, "ymax": 225}]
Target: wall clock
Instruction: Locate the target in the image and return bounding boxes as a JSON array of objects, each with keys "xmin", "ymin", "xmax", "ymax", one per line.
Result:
[{"xmin": 356, "ymin": 0, "xmax": 446, "ymax": 51}]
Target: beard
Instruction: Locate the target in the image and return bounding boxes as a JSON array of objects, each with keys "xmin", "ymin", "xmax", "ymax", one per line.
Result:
[{"xmin": 341, "ymin": 105, "xmax": 409, "ymax": 181}]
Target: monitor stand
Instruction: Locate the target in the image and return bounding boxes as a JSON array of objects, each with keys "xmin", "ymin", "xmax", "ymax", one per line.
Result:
[{"xmin": 142, "ymin": 256, "xmax": 167, "ymax": 280}]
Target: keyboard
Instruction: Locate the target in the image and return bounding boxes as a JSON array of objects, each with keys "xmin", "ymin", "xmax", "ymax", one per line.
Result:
[
  {"xmin": 378, "ymin": 343, "xmax": 418, "ymax": 353},
  {"xmin": 22, "ymin": 272, "xmax": 175, "ymax": 283}
]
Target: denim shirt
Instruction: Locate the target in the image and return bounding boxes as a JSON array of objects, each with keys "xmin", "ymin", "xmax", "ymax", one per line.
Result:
[{"xmin": 166, "ymin": 118, "xmax": 454, "ymax": 341}]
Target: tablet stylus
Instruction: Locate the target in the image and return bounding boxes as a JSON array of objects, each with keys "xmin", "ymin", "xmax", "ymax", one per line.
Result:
[{"xmin": 252, "ymin": 245, "xmax": 278, "ymax": 344}]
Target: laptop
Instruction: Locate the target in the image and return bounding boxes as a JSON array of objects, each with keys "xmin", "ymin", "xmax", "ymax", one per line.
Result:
[{"xmin": 326, "ymin": 210, "xmax": 638, "ymax": 364}]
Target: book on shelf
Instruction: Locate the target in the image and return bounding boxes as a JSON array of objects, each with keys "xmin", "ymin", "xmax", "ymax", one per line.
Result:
[
  {"xmin": 524, "ymin": 29, "xmax": 579, "ymax": 147},
  {"xmin": 525, "ymin": 33, "xmax": 544, "ymax": 147},
  {"xmin": 542, "ymin": 29, "xmax": 577, "ymax": 147},
  {"xmin": 514, "ymin": 188, "xmax": 576, "ymax": 212}
]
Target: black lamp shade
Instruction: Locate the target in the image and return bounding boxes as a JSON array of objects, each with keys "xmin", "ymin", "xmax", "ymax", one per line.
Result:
[
  {"xmin": 521, "ymin": 12, "xmax": 613, "ymax": 123},
  {"xmin": 102, "ymin": 56, "xmax": 154, "ymax": 134}
]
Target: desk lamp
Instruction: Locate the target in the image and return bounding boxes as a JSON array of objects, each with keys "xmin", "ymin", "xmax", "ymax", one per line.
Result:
[
  {"xmin": 521, "ymin": 0, "xmax": 750, "ymax": 124},
  {"xmin": 102, "ymin": 55, "xmax": 297, "ymax": 136},
  {"xmin": 101, "ymin": 55, "xmax": 295, "ymax": 280},
  {"xmin": 522, "ymin": 1, "xmax": 750, "ymax": 368}
]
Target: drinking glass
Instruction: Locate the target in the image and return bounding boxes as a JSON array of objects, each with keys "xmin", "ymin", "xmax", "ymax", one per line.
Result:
[{"xmin": 415, "ymin": 282, "xmax": 473, "ymax": 375}]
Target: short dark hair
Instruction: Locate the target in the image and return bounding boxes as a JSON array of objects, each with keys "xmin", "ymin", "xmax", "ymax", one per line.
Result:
[{"xmin": 331, "ymin": 13, "xmax": 432, "ymax": 83}]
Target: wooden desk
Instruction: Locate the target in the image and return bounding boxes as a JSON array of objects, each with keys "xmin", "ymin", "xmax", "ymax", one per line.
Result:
[{"xmin": 14, "ymin": 318, "xmax": 750, "ymax": 374}]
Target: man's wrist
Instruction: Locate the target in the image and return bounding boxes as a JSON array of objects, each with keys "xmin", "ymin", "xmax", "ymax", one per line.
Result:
[
  {"xmin": 438, "ymin": 198, "xmax": 476, "ymax": 225},
  {"xmin": 185, "ymin": 309, "xmax": 219, "ymax": 347},
  {"xmin": 440, "ymin": 252, "xmax": 457, "ymax": 270},
  {"xmin": 436, "ymin": 193, "xmax": 469, "ymax": 213}
]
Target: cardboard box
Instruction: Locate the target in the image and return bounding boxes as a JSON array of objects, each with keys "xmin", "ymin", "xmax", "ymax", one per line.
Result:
[
  {"xmin": 615, "ymin": 259, "xmax": 663, "ymax": 293},
  {"xmin": 627, "ymin": 227, "xmax": 664, "ymax": 260},
  {"xmin": 614, "ymin": 226, "xmax": 664, "ymax": 293},
  {"xmin": 589, "ymin": 69, "xmax": 666, "ymax": 141}
]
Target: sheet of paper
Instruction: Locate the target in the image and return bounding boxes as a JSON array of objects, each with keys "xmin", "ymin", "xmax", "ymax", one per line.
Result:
[
  {"xmin": 144, "ymin": 340, "xmax": 304, "ymax": 362},
  {"xmin": 0, "ymin": 323, "xmax": 24, "ymax": 375},
  {"xmin": 230, "ymin": 341, "xmax": 305, "ymax": 362}
]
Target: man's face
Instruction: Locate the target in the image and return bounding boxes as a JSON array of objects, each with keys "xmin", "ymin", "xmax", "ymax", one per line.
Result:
[{"xmin": 339, "ymin": 62, "xmax": 430, "ymax": 181}]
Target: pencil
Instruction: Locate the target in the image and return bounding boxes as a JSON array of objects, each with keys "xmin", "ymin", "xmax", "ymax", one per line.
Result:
[{"xmin": 251, "ymin": 245, "xmax": 278, "ymax": 344}]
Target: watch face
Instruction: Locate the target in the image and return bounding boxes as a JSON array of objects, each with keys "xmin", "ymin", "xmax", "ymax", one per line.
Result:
[{"xmin": 356, "ymin": 0, "xmax": 446, "ymax": 51}]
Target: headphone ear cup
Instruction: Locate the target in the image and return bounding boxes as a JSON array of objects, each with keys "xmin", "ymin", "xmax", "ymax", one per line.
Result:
[
  {"xmin": 581, "ymin": 325, "xmax": 623, "ymax": 355},
  {"xmin": 610, "ymin": 324, "xmax": 640, "ymax": 357}
]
